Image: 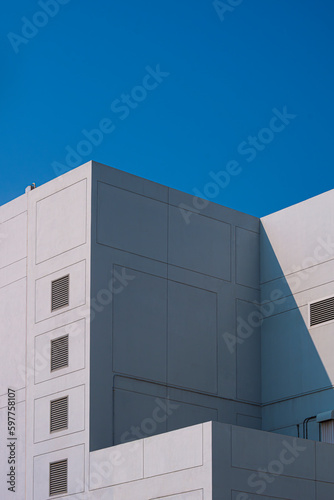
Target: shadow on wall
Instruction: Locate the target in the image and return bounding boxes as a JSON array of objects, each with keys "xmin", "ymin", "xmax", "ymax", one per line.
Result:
[{"xmin": 261, "ymin": 227, "xmax": 334, "ymax": 440}]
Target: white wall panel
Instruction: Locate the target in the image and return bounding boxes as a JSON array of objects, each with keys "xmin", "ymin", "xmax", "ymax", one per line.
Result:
[
  {"xmin": 33, "ymin": 444, "xmax": 85, "ymax": 500},
  {"xmin": 34, "ymin": 385, "xmax": 85, "ymax": 443},
  {"xmin": 36, "ymin": 180, "xmax": 87, "ymax": 264},
  {"xmin": 34, "ymin": 319, "xmax": 85, "ymax": 384},
  {"xmin": 35, "ymin": 260, "xmax": 86, "ymax": 323}
]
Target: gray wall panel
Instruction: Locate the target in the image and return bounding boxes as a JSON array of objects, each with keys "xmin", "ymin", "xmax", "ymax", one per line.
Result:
[
  {"xmin": 168, "ymin": 281, "xmax": 218, "ymax": 394},
  {"xmin": 113, "ymin": 267, "xmax": 167, "ymax": 383},
  {"xmin": 90, "ymin": 162, "xmax": 262, "ymax": 451},
  {"xmin": 168, "ymin": 205, "xmax": 231, "ymax": 280},
  {"xmin": 113, "ymin": 388, "xmax": 168, "ymax": 445},
  {"xmin": 97, "ymin": 181, "xmax": 168, "ymax": 261},
  {"xmin": 236, "ymin": 227, "xmax": 260, "ymax": 290},
  {"xmin": 236, "ymin": 300, "xmax": 261, "ymax": 403}
]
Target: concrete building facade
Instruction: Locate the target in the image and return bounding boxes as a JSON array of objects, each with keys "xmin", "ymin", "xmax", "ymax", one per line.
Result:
[{"xmin": 1, "ymin": 161, "xmax": 334, "ymax": 499}]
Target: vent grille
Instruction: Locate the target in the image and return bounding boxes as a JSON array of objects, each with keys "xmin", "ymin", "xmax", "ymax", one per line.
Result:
[
  {"xmin": 51, "ymin": 335, "xmax": 69, "ymax": 372},
  {"xmin": 321, "ymin": 420, "xmax": 334, "ymax": 444},
  {"xmin": 50, "ymin": 396, "xmax": 68, "ymax": 433},
  {"xmin": 310, "ymin": 297, "xmax": 334, "ymax": 326},
  {"xmin": 51, "ymin": 275, "xmax": 69, "ymax": 312},
  {"xmin": 49, "ymin": 459, "xmax": 67, "ymax": 496}
]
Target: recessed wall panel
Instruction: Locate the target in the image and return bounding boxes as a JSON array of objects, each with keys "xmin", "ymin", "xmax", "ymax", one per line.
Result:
[
  {"xmin": 236, "ymin": 227, "xmax": 260, "ymax": 289},
  {"xmin": 236, "ymin": 300, "xmax": 261, "ymax": 403},
  {"xmin": 261, "ymin": 190, "xmax": 334, "ymax": 282},
  {"xmin": 168, "ymin": 206, "xmax": 231, "ymax": 279},
  {"xmin": 34, "ymin": 319, "xmax": 85, "ymax": 384},
  {"xmin": 34, "ymin": 385, "xmax": 85, "ymax": 443},
  {"xmin": 231, "ymin": 426, "xmax": 315, "ymax": 480},
  {"xmin": 261, "ymin": 307, "xmax": 332, "ymax": 403},
  {"xmin": 35, "ymin": 260, "xmax": 86, "ymax": 323},
  {"xmin": 143, "ymin": 424, "xmax": 203, "ymax": 478},
  {"xmin": 36, "ymin": 180, "xmax": 87, "ymax": 263},
  {"xmin": 168, "ymin": 281, "xmax": 217, "ymax": 394},
  {"xmin": 113, "ymin": 267, "xmax": 167, "ymax": 383},
  {"xmin": 97, "ymin": 182, "xmax": 168, "ymax": 261},
  {"xmin": 0, "ymin": 212, "xmax": 27, "ymax": 269},
  {"xmin": 33, "ymin": 444, "xmax": 84, "ymax": 500},
  {"xmin": 167, "ymin": 401, "xmax": 218, "ymax": 432},
  {"xmin": 0, "ymin": 279, "xmax": 26, "ymax": 394},
  {"xmin": 113, "ymin": 389, "xmax": 168, "ymax": 445}
]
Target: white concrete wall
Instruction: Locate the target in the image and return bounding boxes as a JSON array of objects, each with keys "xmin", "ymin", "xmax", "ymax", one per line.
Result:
[
  {"xmin": 25, "ymin": 164, "xmax": 92, "ymax": 500},
  {"xmin": 28, "ymin": 420, "xmax": 334, "ymax": 500},
  {"xmin": 261, "ymin": 189, "xmax": 334, "ymax": 436},
  {"xmin": 3, "ymin": 161, "xmax": 334, "ymax": 499},
  {"xmin": 87, "ymin": 423, "xmax": 212, "ymax": 500},
  {"xmin": 0, "ymin": 194, "xmax": 27, "ymax": 499}
]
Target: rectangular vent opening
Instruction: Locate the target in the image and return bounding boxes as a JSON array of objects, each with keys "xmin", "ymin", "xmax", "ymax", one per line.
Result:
[
  {"xmin": 51, "ymin": 275, "xmax": 69, "ymax": 312},
  {"xmin": 49, "ymin": 459, "xmax": 67, "ymax": 496},
  {"xmin": 321, "ymin": 420, "xmax": 334, "ymax": 444},
  {"xmin": 310, "ymin": 296, "xmax": 334, "ymax": 326},
  {"xmin": 51, "ymin": 335, "xmax": 69, "ymax": 372},
  {"xmin": 50, "ymin": 396, "xmax": 68, "ymax": 433}
]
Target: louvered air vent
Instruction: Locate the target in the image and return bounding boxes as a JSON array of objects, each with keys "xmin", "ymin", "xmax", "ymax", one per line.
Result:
[
  {"xmin": 50, "ymin": 396, "xmax": 68, "ymax": 433},
  {"xmin": 321, "ymin": 420, "xmax": 334, "ymax": 444},
  {"xmin": 49, "ymin": 459, "xmax": 67, "ymax": 496},
  {"xmin": 51, "ymin": 335, "xmax": 69, "ymax": 372},
  {"xmin": 310, "ymin": 296, "xmax": 334, "ymax": 327},
  {"xmin": 51, "ymin": 275, "xmax": 69, "ymax": 312}
]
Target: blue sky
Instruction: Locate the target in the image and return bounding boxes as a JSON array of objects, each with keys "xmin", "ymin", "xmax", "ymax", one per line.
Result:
[{"xmin": 1, "ymin": 0, "xmax": 333, "ymax": 216}]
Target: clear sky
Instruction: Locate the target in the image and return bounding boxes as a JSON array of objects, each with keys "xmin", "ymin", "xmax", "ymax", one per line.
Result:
[{"xmin": 1, "ymin": 0, "xmax": 333, "ymax": 216}]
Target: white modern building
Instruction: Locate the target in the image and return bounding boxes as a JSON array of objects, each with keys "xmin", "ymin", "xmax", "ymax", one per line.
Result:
[{"xmin": 1, "ymin": 161, "xmax": 334, "ymax": 499}]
